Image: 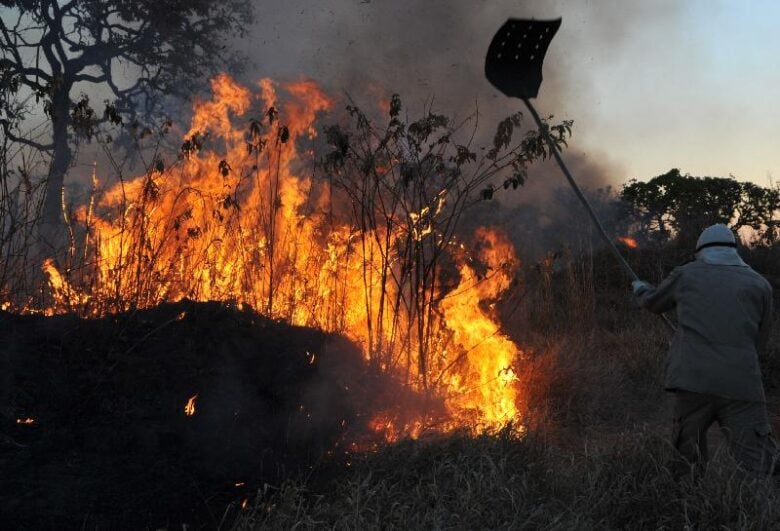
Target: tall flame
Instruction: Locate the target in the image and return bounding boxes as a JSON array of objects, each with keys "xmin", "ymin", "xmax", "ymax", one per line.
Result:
[
  {"xmin": 440, "ymin": 228, "xmax": 522, "ymax": 429},
  {"xmin": 41, "ymin": 74, "xmax": 526, "ymax": 439}
]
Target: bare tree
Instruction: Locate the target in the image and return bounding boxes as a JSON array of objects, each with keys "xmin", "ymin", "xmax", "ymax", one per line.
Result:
[{"xmin": 0, "ymin": 0, "xmax": 253, "ymax": 239}]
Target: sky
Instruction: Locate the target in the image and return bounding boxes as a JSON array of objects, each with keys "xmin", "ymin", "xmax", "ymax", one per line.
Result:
[{"xmin": 238, "ymin": 0, "xmax": 780, "ymax": 189}]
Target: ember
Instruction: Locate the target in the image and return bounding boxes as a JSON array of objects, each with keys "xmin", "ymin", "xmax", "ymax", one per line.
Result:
[
  {"xmin": 184, "ymin": 394, "xmax": 198, "ymax": 416},
  {"xmin": 618, "ymin": 236, "xmax": 639, "ymax": 249}
]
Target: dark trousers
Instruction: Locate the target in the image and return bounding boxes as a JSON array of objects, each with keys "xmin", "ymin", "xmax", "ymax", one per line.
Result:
[{"xmin": 672, "ymin": 390, "xmax": 778, "ymax": 477}]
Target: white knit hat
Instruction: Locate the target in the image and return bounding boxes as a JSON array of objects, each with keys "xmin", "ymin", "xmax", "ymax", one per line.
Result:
[{"xmin": 695, "ymin": 223, "xmax": 736, "ymax": 252}]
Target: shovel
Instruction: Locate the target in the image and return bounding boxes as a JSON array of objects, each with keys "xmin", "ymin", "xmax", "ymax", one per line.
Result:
[{"xmin": 485, "ymin": 18, "xmax": 676, "ymax": 332}]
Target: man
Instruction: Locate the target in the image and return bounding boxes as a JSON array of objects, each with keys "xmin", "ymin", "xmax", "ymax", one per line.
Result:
[{"xmin": 633, "ymin": 223, "xmax": 776, "ymax": 477}]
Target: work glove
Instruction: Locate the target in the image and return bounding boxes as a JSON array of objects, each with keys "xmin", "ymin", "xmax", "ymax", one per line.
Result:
[{"xmin": 631, "ymin": 280, "xmax": 651, "ymax": 296}]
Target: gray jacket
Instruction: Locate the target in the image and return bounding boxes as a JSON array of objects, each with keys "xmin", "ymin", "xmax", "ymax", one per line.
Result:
[{"xmin": 637, "ymin": 256, "xmax": 774, "ymax": 402}]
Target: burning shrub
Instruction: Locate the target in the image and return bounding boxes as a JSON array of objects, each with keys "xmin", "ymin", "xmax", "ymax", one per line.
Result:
[{"xmin": 3, "ymin": 73, "xmax": 573, "ymax": 439}]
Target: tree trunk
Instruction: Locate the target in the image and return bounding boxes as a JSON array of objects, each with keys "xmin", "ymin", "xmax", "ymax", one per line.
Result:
[{"xmin": 39, "ymin": 85, "xmax": 72, "ymax": 249}]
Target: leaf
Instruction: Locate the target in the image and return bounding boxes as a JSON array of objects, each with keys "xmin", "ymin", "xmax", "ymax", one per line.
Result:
[
  {"xmin": 389, "ymin": 93, "xmax": 402, "ymax": 118},
  {"xmin": 103, "ymin": 101, "xmax": 122, "ymax": 126},
  {"xmin": 267, "ymin": 106, "xmax": 278, "ymax": 125},
  {"xmin": 278, "ymin": 125, "xmax": 290, "ymax": 144}
]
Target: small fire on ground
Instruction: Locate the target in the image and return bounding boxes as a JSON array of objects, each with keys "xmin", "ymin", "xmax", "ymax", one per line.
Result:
[{"xmin": 184, "ymin": 395, "xmax": 198, "ymax": 417}]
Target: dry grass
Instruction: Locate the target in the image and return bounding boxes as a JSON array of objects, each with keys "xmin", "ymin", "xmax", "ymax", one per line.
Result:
[
  {"xmin": 234, "ymin": 427, "xmax": 780, "ymax": 530},
  {"xmin": 232, "ymin": 246, "xmax": 780, "ymax": 531}
]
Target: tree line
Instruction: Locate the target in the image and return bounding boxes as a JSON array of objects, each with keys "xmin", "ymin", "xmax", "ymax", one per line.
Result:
[{"xmin": 621, "ymin": 168, "xmax": 779, "ymax": 248}]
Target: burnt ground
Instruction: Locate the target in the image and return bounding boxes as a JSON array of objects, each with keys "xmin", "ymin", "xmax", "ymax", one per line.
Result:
[{"xmin": 0, "ymin": 300, "xmax": 408, "ymax": 529}]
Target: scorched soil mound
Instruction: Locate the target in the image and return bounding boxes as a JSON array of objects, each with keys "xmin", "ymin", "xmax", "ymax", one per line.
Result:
[{"xmin": 0, "ymin": 300, "xmax": 399, "ymax": 529}]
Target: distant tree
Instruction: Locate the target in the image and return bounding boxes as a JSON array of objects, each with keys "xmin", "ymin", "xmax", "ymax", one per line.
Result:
[
  {"xmin": 0, "ymin": 0, "xmax": 254, "ymax": 236},
  {"xmin": 621, "ymin": 168, "xmax": 780, "ymax": 246}
]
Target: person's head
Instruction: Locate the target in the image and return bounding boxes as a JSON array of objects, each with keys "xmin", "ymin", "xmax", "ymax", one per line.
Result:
[{"xmin": 695, "ymin": 223, "xmax": 737, "ymax": 253}]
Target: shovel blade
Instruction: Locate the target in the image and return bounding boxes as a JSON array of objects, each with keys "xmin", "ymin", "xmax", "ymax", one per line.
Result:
[{"xmin": 485, "ymin": 18, "xmax": 561, "ymax": 99}]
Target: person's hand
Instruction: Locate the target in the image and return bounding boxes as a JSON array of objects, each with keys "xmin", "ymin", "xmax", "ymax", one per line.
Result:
[{"xmin": 632, "ymin": 280, "xmax": 651, "ymax": 296}]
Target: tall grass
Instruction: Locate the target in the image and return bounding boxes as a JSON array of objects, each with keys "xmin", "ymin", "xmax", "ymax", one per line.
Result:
[
  {"xmin": 232, "ymin": 240, "xmax": 780, "ymax": 530},
  {"xmin": 234, "ymin": 427, "xmax": 780, "ymax": 530}
]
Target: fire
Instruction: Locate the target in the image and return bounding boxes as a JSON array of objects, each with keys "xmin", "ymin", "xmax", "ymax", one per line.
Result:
[
  {"xmin": 16, "ymin": 417, "xmax": 35, "ymax": 425},
  {"xmin": 37, "ymin": 74, "xmax": 525, "ymax": 440},
  {"xmin": 184, "ymin": 394, "xmax": 198, "ymax": 416},
  {"xmin": 440, "ymin": 228, "xmax": 522, "ymax": 429},
  {"xmin": 618, "ymin": 236, "xmax": 638, "ymax": 249}
]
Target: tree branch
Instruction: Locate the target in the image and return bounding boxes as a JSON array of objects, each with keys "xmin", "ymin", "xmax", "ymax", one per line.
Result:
[
  {"xmin": 72, "ymin": 72, "xmax": 108, "ymax": 84},
  {"xmin": 1, "ymin": 121, "xmax": 54, "ymax": 151}
]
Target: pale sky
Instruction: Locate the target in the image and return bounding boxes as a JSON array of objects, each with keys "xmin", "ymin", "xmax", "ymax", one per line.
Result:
[{"xmin": 239, "ymin": 0, "xmax": 780, "ymax": 188}]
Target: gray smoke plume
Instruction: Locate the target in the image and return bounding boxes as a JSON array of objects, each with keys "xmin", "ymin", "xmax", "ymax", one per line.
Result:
[{"xmin": 235, "ymin": 0, "xmax": 685, "ymax": 259}]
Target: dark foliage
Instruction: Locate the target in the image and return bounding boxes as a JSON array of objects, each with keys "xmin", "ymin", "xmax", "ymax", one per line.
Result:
[{"xmin": 621, "ymin": 168, "xmax": 780, "ymax": 247}]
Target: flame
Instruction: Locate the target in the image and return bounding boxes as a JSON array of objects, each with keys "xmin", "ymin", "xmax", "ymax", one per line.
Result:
[
  {"xmin": 16, "ymin": 417, "xmax": 35, "ymax": 425},
  {"xmin": 618, "ymin": 236, "xmax": 638, "ymax": 249},
  {"xmin": 184, "ymin": 394, "xmax": 198, "ymax": 416},
  {"xmin": 36, "ymin": 74, "xmax": 525, "ymax": 441},
  {"xmin": 439, "ymin": 228, "xmax": 523, "ymax": 429}
]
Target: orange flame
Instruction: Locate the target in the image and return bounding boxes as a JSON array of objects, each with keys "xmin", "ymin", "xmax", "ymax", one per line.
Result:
[
  {"xmin": 16, "ymin": 417, "xmax": 35, "ymax": 425},
  {"xmin": 184, "ymin": 394, "xmax": 198, "ymax": 416},
  {"xmin": 440, "ymin": 228, "xmax": 523, "ymax": 429},
  {"xmin": 618, "ymin": 236, "xmax": 638, "ymax": 249},
  {"xmin": 39, "ymin": 74, "xmax": 526, "ymax": 441}
]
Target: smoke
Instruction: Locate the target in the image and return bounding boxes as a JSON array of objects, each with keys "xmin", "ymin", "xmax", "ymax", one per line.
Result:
[
  {"xmin": 61, "ymin": 1, "xmax": 689, "ymax": 260},
  {"xmin": 235, "ymin": 0, "xmax": 687, "ymax": 259}
]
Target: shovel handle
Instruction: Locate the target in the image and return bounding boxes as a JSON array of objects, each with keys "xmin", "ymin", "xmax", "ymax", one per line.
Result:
[{"xmin": 522, "ymin": 98, "xmax": 676, "ymax": 333}]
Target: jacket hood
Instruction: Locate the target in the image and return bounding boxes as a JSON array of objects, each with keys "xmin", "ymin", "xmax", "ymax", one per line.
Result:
[{"xmin": 695, "ymin": 246, "xmax": 748, "ymax": 267}]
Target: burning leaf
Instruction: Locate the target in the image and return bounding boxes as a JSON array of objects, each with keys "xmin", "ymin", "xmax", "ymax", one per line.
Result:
[
  {"xmin": 277, "ymin": 125, "xmax": 290, "ymax": 144},
  {"xmin": 266, "ymin": 106, "xmax": 277, "ymax": 125},
  {"xmin": 218, "ymin": 159, "xmax": 232, "ymax": 177}
]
